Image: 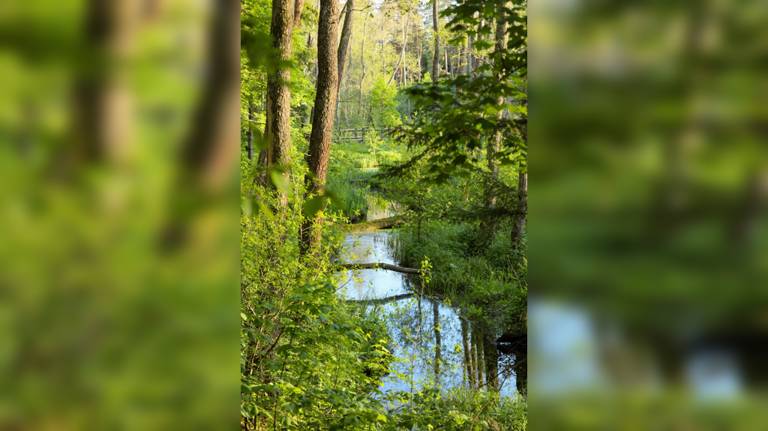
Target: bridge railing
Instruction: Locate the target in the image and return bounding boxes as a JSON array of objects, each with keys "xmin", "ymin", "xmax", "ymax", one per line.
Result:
[{"xmin": 333, "ymin": 127, "xmax": 394, "ymax": 142}]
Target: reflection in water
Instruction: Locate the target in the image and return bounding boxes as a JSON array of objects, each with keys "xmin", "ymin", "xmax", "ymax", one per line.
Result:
[
  {"xmin": 530, "ymin": 299, "xmax": 745, "ymax": 399},
  {"xmin": 338, "ymin": 232, "xmax": 519, "ymax": 397},
  {"xmin": 686, "ymin": 351, "xmax": 742, "ymax": 401}
]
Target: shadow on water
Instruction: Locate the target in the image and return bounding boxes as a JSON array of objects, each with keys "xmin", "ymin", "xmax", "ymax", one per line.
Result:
[{"xmin": 338, "ymin": 231, "xmax": 524, "ymax": 398}]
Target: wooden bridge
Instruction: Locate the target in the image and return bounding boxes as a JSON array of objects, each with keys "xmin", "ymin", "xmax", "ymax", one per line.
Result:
[{"xmin": 333, "ymin": 127, "xmax": 394, "ymax": 143}]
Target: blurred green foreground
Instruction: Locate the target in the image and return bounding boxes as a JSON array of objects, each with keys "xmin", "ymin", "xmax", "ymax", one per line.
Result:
[
  {"xmin": 0, "ymin": 1, "xmax": 240, "ymax": 429},
  {"xmin": 529, "ymin": 0, "xmax": 768, "ymax": 428}
]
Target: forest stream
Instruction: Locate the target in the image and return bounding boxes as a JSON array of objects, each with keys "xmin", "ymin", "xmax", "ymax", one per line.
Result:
[{"xmin": 338, "ymin": 230, "xmax": 518, "ymax": 398}]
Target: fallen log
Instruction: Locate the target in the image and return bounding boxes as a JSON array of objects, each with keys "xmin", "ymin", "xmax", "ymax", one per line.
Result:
[
  {"xmin": 345, "ymin": 216, "xmax": 403, "ymax": 232},
  {"xmin": 340, "ymin": 262, "xmax": 420, "ymax": 274},
  {"xmin": 346, "ymin": 293, "xmax": 415, "ymax": 305}
]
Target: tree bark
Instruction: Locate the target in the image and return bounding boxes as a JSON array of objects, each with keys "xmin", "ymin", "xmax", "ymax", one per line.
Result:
[
  {"xmin": 487, "ymin": 3, "xmax": 508, "ymax": 206},
  {"xmin": 466, "ymin": 34, "xmax": 474, "ymax": 75},
  {"xmin": 160, "ymin": 0, "xmax": 239, "ymax": 249},
  {"xmin": 511, "ymin": 171, "xmax": 527, "ymax": 247},
  {"xmin": 246, "ymin": 103, "xmax": 255, "ymax": 160},
  {"xmin": 476, "ymin": 4, "xmax": 509, "ymax": 250},
  {"xmin": 266, "ymin": 0, "xmax": 295, "ymax": 202},
  {"xmin": 346, "ymin": 293, "xmax": 415, "ymax": 305},
  {"xmin": 181, "ymin": 0, "xmax": 240, "ymax": 190},
  {"xmin": 358, "ymin": 15, "xmax": 367, "ymax": 120},
  {"xmin": 431, "ymin": 0, "xmax": 440, "ymax": 81},
  {"xmin": 339, "ymin": 262, "xmax": 420, "ymax": 274},
  {"xmin": 73, "ymin": 0, "xmax": 138, "ymax": 166},
  {"xmin": 293, "ymin": 0, "xmax": 305, "ymax": 26},
  {"xmin": 302, "ymin": 0, "xmax": 341, "ymax": 251},
  {"xmin": 337, "ymin": 0, "xmax": 354, "ymax": 89}
]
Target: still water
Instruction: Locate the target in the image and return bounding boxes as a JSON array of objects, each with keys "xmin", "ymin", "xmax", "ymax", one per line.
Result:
[{"xmin": 338, "ymin": 231, "xmax": 517, "ymax": 397}]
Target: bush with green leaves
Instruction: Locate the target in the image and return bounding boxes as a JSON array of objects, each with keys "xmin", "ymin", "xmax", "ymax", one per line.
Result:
[
  {"xmin": 241, "ymin": 187, "xmax": 394, "ymax": 430},
  {"xmin": 395, "ymin": 220, "xmax": 526, "ymax": 336},
  {"xmin": 385, "ymin": 389, "xmax": 527, "ymax": 431}
]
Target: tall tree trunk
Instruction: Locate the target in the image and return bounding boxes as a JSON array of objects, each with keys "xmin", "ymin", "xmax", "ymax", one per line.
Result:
[
  {"xmin": 417, "ymin": 31, "xmax": 423, "ymax": 80},
  {"xmin": 302, "ymin": 0, "xmax": 340, "ymax": 251},
  {"xmin": 466, "ymin": 34, "xmax": 474, "ymax": 75},
  {"xmin": 358, "ymin": 15, "xmax": 367, "ymax": 120},
  {"xmin": 266, "ymin": 0, "xmax": 295, "ymax": 202},
  {"xmin": 162, "ymin": 0, "xmax": 239, "ymax": 248},
  {"xmin": 476, "ymin": 4, "xmax": 509, "ymax": 250},
  {"xmin": 337, "ymin": 0, "xmax": 354, "ymax": 87},
  {"xmin": 293, "ymin": 0, "xmax": 305, "ymax": 26},
  {"xmin": 431, "ymin": 0, "xmax": 440, "ymax": 81},
  {"xmin": 401, "ymin": 16, "xmax": 408, "ymax": 86},
  {"xmin": 73, "ymin": 0, "xmax": 138, "ymax": 167},
  {"xmin": 488, "ymin": 4, "xmax": 508, "ymax": 201},
  {"xmin": 181, "ymin": 0, "xmax": 240, "ymax": 190},
  {"xmin": 444, "ymin": 49, "xmax": 449, "ymax": 77},
  {"xmin": 511, "ymin": 171, "xmax": 527, "ymax": 246},
  {"xmin": 246, "ymin": 103, "xmax": 255, "ymax": 160}
]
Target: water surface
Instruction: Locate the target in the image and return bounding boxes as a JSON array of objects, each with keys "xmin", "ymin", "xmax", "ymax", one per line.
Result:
[{"xmin": 338, "ymin": 231, "xmax": 517, "ymax": 397}]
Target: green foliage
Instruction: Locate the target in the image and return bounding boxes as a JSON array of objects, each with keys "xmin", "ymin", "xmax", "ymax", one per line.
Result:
[
  {"xmin": 395, "ymin": 221, "xmax": 526, "ymax": 334},
  {"xmin": 241, "ymin": 187, "xmax": 393, "ymax": 430},
  {"xmin": 369, "ymin": 78, "xmax": 402, "ymax": 129},
  {"xmin": 386, "ymin": 389, "xmax": 527, "ymax": 431},
  {"xmin": 388, "ymin": 0, "xmax": 527, "ymax": 183}
]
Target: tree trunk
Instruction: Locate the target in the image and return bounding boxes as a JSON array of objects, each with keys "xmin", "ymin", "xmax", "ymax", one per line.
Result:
[
  {"xmin": 444, "ymin": 48, "xmax": 449, "ymax": 77},
  {"xmin": 302, "ymin": 0, "xmax": 341, "ymax": 251},
  {"xmin": 417, "ymin": 31, "xmax": 423, "ymax": 80},
  {"xmin": 466, "ymin": 34, "xmax": 474, "ymax": 75},
  {"xmin": 246, "ymin": 103, "xmax": 255, "ymax": 160},
  {"xmin": 266, "ymin": 0, "xmax": 295, "ymax": 202},
  {"xmin": 337, "ymin": 0, "xmax": 354, "ymax": 88},
  {"xmin": 488, "ymin": 3, "xmax": 508, "ymax": 204},
  {"xmin": 431, "ymin": 0, "xmax": 440, "ymax": 81},
  {"xmin": 339, "ymin": 262, "xmax": 419, "ymax": 274},
  {"xmin": 401, "ymin": 16, "xmax": 407, "ymax": 86},
  {"xmin": 161, "ymin": 0, "xmax": 239, "ymax": 249},
  {"xmin": 293, "ymin": 0, "xmax": 305, "ymax": 26},
  {"xmin": 73, "ymin": 0, "xmax": 138, "ymax": 166},
  {"xmin": 181, "ymin": 0, "xmax": 240, "ymax": 190},
  {"xmin": 476, "ymin": 5, "xmax": 508, "ymax": 250},
  {"xmin": 511, "ymin": 171, "xmax": 527, "ymax": 246},
  {"xmin": 358, "ymin": 15, "xmax": 367, "ymax": 120}
]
